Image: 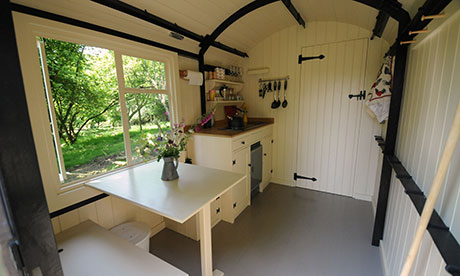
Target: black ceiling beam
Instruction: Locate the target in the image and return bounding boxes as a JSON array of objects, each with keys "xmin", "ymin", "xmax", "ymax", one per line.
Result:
[
  {"xmin": 11, "ymin": 3, "xmax": 199, "ymax": 60},
  {"xmin": 371, "ymin": 11, "xmax": 390, "ymax": 39},
  {"xmin": 199, "ymin": 0, "xmax": 278, "ymax": 56},
  {"xmin": 353, "ymin": 0, "xmax": 410, "ymax": 27},
  {"xmin": 281, "ymin": 0, "xmax": 306, "ymax": 28},
  {"xmin": 92, "ymin": 0, "xmax": 203, "ymax": 42},
  {"xmin": 211, "ymin": 41, "xmax": 249, "ymax": 58},
  {"xmin": 91, "ymin": 0, "xmax": 248, "ymax": 58}
]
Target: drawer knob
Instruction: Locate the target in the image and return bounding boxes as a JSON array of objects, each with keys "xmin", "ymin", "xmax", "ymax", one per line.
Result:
[
  {"xmin": 232, "ymin": 160, "xmax": 236, "ymax": 165},
  {"xmin": 233, "ymin": 202, "xmax": 237, "ymax": 209},
  {"xmin": 264, "ymin": 153, "xmax": 267, "ymax": 156},
  {"xmin": 216, "ymin": 208, "xmax": 221, "ymax": 214},
  {"xmin": 241, "ymin": 141, "xmax": 245, "ymax": 144}
]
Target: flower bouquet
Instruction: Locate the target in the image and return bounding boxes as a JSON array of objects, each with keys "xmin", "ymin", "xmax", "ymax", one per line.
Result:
[{"xmin": 137, "ymin": 121, "xmax": 192, "ymax": 181}]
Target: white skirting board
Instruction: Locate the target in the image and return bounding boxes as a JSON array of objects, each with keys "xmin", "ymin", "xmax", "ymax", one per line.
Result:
[
  {"xmin": 379, "ymin": 243, "xmax": 389, "ymax": 276},
  {"xmin": 271, "ymin": 177, "xmax": 295, "ymax": 187}
]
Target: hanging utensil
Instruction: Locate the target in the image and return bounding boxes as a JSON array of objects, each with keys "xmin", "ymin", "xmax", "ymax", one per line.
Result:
[
  {"xmin": 282, "ymin": 80, "xmax": 288, "ymax": 108},
  {"xmin": 262, "ymin": 83, "xmax": 267, "ymax": 98},
  {"xmin": 276, "ymin": 81, "xmax": 281, "ymax": 108},
  {"xmin": 271, "ymin": 81, "xmax": 278, "ymax": 109},
  {"xmin": 258, "ymin": 82, "xmax": 263, "ymax": 97}
]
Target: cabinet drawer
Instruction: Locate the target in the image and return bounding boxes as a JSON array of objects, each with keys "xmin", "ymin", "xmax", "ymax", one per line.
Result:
[
  {"xmin": 211, "ymin": 196, "xmax": 222, "ymax": 227},
  {"xmin": 232, "ymin": 179, "xmax": 247, "ymax": 218},
  {"xmin": 232, "ymin": 136, "xmax": 250, "ymax": 151}
]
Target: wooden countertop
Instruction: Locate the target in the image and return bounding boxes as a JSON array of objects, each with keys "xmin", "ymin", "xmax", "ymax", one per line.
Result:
[{"xmin": 193, "ymin": 118, "xmax": 274, "ymax": 138}]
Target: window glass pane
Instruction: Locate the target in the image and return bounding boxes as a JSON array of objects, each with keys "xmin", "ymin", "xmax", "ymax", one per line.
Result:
[
  {"xmin": 125, "ymin": 93, "xmax": 171, "ymax": 163},
  {"xmin": 122, "ymin": 55, "xmax": 166, "ymax": 90},
  {"xmin": 41, "ymin": 38, "xmax": 125, "ymax": 183}
]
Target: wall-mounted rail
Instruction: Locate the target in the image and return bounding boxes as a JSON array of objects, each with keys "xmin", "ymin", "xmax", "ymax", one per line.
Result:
[{"xmin": 259, "ymin": 76, "xmax": 289, "ymax": 83}]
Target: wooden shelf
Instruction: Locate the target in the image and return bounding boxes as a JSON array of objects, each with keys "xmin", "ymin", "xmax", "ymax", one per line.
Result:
[
  {"xmin": 206, "ymin": 100, "xmax": 244, "ymax": 105},
  {"xmin": 205, "ymin": 79, "xmax": 244, "ymax": 92}
]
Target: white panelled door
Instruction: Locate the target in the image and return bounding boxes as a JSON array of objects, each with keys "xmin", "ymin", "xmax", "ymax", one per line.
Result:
[{"xmin": 296, "ymin": 38, "xmax": 369, "ymax": 197}]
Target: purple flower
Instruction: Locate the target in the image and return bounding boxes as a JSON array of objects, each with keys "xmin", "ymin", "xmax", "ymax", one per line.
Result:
[
  {"xmin": 156, "ymin": 136, "xmax": 163, "ymax": 141},
  {"xmin": 165, "ymin": 111, "xmax": 169, "ymax": 116},
  {"xmin": 195, "ymin": 126, "xmax": 199, "ymax": 132}
]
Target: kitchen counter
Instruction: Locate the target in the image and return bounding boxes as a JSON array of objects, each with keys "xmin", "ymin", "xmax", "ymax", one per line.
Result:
[{"xmin": 193, "ymin": 118, "xmax": 274, "ymax": 137}]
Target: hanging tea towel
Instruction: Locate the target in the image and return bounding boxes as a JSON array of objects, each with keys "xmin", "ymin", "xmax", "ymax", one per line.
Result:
[{"xmin": 366, "ymin": 56, "xmax": 393, "ymax": 123}]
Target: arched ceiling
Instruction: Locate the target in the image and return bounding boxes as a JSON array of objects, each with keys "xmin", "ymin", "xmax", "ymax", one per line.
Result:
[{"xmin": 13, "ymin": 0, "xmax": 424, "ymax": 58}]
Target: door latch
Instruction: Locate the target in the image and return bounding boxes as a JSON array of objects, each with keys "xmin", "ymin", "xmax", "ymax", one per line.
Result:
[{"xmin": 348, "ymin": 90, "xmax": 366, "ymax": 101}]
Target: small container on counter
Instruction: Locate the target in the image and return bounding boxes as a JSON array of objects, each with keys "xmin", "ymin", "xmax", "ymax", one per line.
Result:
[{"xmin": 209, "ymin": 90, "xmax": 216, "ymax": 101}]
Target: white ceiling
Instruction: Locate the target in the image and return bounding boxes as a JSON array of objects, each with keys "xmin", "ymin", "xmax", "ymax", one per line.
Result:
[{"xmin": 13, "ymin": 0, "xmax": 424, "ymax": 59}]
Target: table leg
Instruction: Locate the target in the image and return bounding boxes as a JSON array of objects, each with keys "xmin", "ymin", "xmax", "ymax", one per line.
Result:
[{"xmin": 199, "ymin": 203, "xmax": 224, "ymax": 276}]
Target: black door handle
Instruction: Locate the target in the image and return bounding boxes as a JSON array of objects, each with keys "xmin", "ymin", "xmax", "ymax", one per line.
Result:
[{"xmin": 348, "ymin": 90, "xmax": 366, "ymax": 100}]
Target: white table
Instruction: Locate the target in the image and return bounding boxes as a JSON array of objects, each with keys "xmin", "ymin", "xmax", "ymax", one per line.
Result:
[{"xmin": 86, "ymin": 161, "xmax": 246, "ymax": 276}]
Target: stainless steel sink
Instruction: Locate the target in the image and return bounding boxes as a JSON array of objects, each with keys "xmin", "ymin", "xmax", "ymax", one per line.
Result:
[{"xmin": 218, "ymin": 122, "xmax": 268, "ymax": 131}]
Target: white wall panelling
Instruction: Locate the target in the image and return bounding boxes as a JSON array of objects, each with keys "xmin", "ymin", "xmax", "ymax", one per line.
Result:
[
  {"xmin": 51, "ymin": 196, "xmax": 165, "ymax": 236},
  {"xmin": 242, "ymin": 22, "xmax": 388, "ymax": 200},
  {"xmin": 297, "ymin": 38, "xmax": 368, "ymax": 197},
  {"xmin": 377, "ymin": 2, "xmax": 460, "ymax": 275}
]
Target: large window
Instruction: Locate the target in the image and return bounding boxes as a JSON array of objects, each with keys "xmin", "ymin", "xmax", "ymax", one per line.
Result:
[{"xmin": 38, "ymin": 38, "xmax": 174, "ymax": 185}]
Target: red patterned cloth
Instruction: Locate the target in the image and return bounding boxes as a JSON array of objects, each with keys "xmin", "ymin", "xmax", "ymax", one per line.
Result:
[{"xmin": 366, "ymin": 56, "xmax": 393, "ymax": 123}]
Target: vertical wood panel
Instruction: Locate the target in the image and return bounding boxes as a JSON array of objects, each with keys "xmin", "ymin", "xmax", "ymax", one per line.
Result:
[
  {"xmin": 242, "ymin": 22, "xmax": 388, "ymax": 196},
  {"xmin": 52, "ymin": 196, "xmax": 165, "ymax": 236},
  {"xmin": 379, "ymin": 6, "xmax": 460, "ymax": 276}
]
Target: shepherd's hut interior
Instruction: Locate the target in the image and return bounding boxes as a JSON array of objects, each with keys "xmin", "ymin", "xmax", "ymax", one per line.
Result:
[{"xmin": 2, "ymin": 0, "xmax": 460, "ymax": 275}]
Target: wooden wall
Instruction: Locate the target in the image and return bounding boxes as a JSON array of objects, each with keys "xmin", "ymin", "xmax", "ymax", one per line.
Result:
[
  {"xmin": 241, "ymin": 22, "xmax": 388, "ymax": 189},
  {"xmin": 51, "ymin": 196, "xmax": 165, "ymax": 236},
  {"xmin": 377, "ymin": 2, "xmax": 460, "ymax": 275}
]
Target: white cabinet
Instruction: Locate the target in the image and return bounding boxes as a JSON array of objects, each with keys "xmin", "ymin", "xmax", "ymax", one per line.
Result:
[
  {"xmin": 192, "ymin": 125, "xmax": 273, "ymax": 225},
  {"xmin": 231, "ymin": 148, "xmax": 250, "ymax": 217},
  {"xmin": 260, "ymin": 136, "xmax": 273, "ymax": 192},
  {"xmin": 165, "ymin": 125, "xmax": 273, "ymax": 240}
]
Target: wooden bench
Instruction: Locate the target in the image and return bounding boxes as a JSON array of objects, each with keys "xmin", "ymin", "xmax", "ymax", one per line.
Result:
[{"xmin": 55, "ymin": 220, "xmax": 188, "ymax": 276}]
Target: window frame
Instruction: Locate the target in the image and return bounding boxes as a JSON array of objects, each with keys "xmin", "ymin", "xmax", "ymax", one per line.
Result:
[{"xmin": 13, "ymin": 12, "xmax": 182, "ymax": 212}]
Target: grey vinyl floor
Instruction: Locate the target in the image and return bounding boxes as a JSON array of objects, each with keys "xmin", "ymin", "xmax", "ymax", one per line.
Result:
[{"xmin": 150, "ymin": 184, "xmax": 383, "ymax": 276}]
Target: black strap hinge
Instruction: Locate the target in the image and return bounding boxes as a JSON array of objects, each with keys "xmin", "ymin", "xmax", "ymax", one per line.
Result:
[
  {"xmin": 298, "ymin": 54, "xmax": 325, "ymax": 64},
  {"xmin": 294, "ymin": 173, "xmax": 317, "ymax": 181}
]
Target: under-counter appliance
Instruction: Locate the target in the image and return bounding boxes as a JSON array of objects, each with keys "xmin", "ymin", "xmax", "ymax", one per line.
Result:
[{"xmin": 250, "ymin": 142, "xmax": 263, "ymax": 197}]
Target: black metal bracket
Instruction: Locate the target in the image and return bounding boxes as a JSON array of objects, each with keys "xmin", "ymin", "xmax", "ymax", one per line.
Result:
[
  {"xmin": 348, "ymin": 90, "xmax": 366, "ymax": 100},
  {"xmin": 298, "ymin": 54, "xmax": 325, "ymax": 64},
  {"xmin": 371, "ymin": 10, "xmax": 390, "ymax": 40},
  {"xmin": 50, "ymin": 193, "xmax": 109, "ymax": 218},
  {"xmin": 294, "ymin": 173, "xmax": 317, "ymax": 182}
]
